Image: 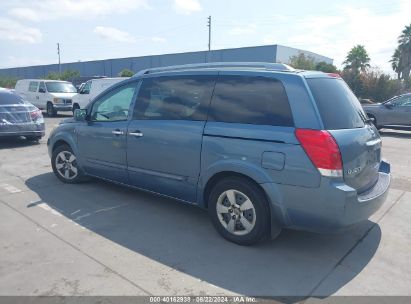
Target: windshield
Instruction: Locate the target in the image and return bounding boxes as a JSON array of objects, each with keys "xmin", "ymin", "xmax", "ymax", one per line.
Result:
[
  {"xmin": 307, "ymin": 78, "xmax": 366, "ymax": 129},
  {"xmin": 45, "ymin": 82, "xmax": 77, "ymax": 93}
]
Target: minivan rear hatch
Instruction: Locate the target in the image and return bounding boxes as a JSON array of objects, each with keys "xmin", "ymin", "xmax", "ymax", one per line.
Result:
[{"xmin": 306, "ymin": 76, "xmax": 381, "ymax": 193}]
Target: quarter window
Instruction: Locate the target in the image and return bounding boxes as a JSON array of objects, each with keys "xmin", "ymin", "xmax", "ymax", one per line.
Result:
[
  {"xmin": 208, "ymin": 76, "xmax": 294, "ymax": 126},
  {"xmin": 29, "ymin": 81, "xmax": 39, "ymax": 92},
  {"xmin": 133, "ymin": 76, "xmax": 215, "ymax": 121},
  {"xmin": 91, "ymin": 83, "xmax": 137, "ymax": 122}
]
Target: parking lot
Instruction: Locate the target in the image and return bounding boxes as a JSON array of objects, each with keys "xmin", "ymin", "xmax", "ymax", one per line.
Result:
[{"xmin": 0, "ymin": 115, "xmax": 410, "ymax": 299}]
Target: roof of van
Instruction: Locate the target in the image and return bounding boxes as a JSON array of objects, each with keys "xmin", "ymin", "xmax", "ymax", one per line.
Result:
[
  {"xmin": 132, "ymin": 62, "xmax": 336, "ymax": 79},
  {"xmin": 89, "ymin": 77, "xmax": 128, "ymax": 81},
  {"xmin": 16, "ymin": 79, "xmax": 72, "ymax": 83}
]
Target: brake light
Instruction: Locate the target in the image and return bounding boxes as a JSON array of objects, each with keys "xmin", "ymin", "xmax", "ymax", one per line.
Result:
[
  {"xmin": 30, "ymin": 109, "xmax": 43, "ymax": 121},
  {"xmin": 326, "ymin": 73, "xmax": 341, "ymax": 79},
  {"xmin": 295, "ymin": 129, "xmax": 343, "ymax": 177}
]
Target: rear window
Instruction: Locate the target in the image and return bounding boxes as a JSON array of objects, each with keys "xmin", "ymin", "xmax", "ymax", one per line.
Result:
[
  {"xmin": 208, "ymin": 76, "xmax": 293, "ymax": 126},
  {"xmin": 307, "ymin": 78, "xmax": 366, "ymax": 129},
  {"xmin": 0, "ymin": 92, "xmax": 25, "ymax": 105}
]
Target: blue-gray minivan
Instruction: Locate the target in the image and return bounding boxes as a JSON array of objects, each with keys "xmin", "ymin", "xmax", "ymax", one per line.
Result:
[{"xmin": 47, "ymin": 63, "xmax": 391, "ymax": 245}]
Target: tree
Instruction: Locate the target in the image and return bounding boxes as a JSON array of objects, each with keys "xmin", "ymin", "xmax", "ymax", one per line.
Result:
[
  {"xmin": 289, "ymin": 53, "xmax": 338, "ymax": 73},
  {"xmin": 343, "ymin": 45, "xmax": 370, "ymax": 72},
  {"xmin": 46, "ymin": 69, "xmax": 80, "ymax": 81},
  {"xmin": 315, "ymin": 61, "xmax": 338, "ymax": 73},
  {"xmin": 394, "ymin": 23, "xmax": 411, "ymax": 79},
  {"xmin": 288, "ymin": 53, "xmax": 316, "ymax": 70},
  {"xmin": 390, "ymin": 47, "xmax": 402, "ymax": 79},
  {"xmin": 0, "ymin": 76, "xmax": 18, "ymax": 88},
  {"xmin": 118, "ymin": 69, "xmax": 134, "ymax": 77}
]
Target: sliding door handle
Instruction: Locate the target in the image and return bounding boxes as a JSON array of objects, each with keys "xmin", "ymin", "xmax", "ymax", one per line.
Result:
[{"xmin": 112, "ymin": 130, "xmax": 124, "ymax": 135}]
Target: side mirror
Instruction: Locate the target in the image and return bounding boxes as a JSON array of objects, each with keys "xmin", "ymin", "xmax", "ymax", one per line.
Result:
[
  {"xmin": 74, "ymin": 109, "xmax": 87, "ymax": 121},
  {"xmin": 39, "ymin": 88, "xmax": 46, "ymax": 93},
  {"xmin": 385, "ymin": 102, "xmax": 394, "ymax": 109}
]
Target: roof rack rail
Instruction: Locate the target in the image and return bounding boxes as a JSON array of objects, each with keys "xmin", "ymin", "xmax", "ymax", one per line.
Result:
[{"xmin": 133, "ymin": 62, "xmax": 295, "ymax": 77}]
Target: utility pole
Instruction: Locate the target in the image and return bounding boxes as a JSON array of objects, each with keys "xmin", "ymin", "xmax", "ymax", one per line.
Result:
[
  {"xmin": 207, "ymin": 16, "xmax": 211, "ymax": 51},
  {"xmin": 207, "ymin": 16, "xmax": 211, "ymax": 63},
  {"xmin": 57, "ymin": 43, "xmax": 61, "ymax": 79}
]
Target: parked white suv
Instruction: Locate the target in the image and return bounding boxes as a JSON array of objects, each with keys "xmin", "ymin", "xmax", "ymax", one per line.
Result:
[
  {"xmin": 72, "ymin": 77, "xmax": 128, "ymax": 112},
  {"xmin": 14, "ymin": 79, "xmax": 77, "ymax": 117}
]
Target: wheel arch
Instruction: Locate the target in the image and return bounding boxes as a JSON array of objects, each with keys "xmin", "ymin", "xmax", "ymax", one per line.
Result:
[
  {"xmin": 49, "ymin": 131, "xmax": 79, "ymax": 161},
  {"xmin": 203, "ymin": 171, "xmax": 264, "ymax": 209},
  {"xmin": 52, "ymin": 139, "xmax": 71, "ymax": 152}
]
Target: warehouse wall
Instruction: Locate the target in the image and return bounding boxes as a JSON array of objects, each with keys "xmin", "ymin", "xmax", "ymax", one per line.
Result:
[
  {"xmin": 0, "ymin": 45, "xmax": 331, "ymax": 79},
  {"xmin": 275, "ymin": 45, "xmax": 333, "ymax": 64}
]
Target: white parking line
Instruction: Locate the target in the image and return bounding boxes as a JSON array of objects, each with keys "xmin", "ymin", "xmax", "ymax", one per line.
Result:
[
  {"xmin": 0, "ymin": 183, "xmax": 22, "ymax": 193},
  {"xmin": 37, "ymin": 202, "xmax": 63, "ymax": 217}
]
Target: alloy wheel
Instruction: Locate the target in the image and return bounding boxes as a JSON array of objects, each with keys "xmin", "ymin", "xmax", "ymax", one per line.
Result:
[
  {"xmin": 216, "ymin": 189, "xmax": 256, "ymax": 236},
  {"xmin": 55, "ymin": 151, "xmax": 78, "ymax": 180}
]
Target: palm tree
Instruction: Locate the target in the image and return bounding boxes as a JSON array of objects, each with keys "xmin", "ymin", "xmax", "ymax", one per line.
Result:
[
  {"xmin": 398, "ymin": 24, "xmax": 411, "ymax": 45},
  {"xmin": 390, "ymin": 47, "xmax": 402, "ymax": 79},
  {"xmin": 343, "ymin": 45, "xmax": 370, "ymax": 73},
  {"xmin": 395, "ymin": 24, "xmax": 411, "ymax": 79}
]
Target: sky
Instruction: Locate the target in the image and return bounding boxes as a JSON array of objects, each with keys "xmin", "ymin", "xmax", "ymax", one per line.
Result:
[{"xmin": 0, "ymin": 0, "xmax": 410, "ymax": 74}]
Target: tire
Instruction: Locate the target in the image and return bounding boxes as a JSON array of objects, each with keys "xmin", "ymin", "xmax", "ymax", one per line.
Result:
[
  {"xmin": 47, "ymin": 102, "xmax": 57, "ymax": 117},
  {"xmin": 208, "ymin": 177, "xmax": 270, "ymax": 245},
  {"xmin": 51, "ymin": 144, "xmax": 84, "ymax": 183},
  {"xmin": 26, "ymin": 135, "xmax": 42, "ymax": 142},
  {"xmin": 72, "ymin": 103, "xmax": 80, "ymax": 115},
  {"xmin": 367, "ymin": 114, "xmax": 381, "ymax": 130}
]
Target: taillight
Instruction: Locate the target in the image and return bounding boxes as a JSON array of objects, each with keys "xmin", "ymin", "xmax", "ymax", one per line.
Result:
[
  {"xmin": 326, "ymin": 73, "xmax": 342, "ymax": 79},
  {"xmin": 30, "ymin": 109, "xmax": 43, "ymax": 121},
  {"xmin": 295, "ymin": 129, "xmax": 343, "ymax": 177}
]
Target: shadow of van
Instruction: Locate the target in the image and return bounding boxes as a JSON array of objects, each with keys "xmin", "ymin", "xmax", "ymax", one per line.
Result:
[{"xmin": 25, "ymin": 173, "xmax": 381, "ymax": 302}]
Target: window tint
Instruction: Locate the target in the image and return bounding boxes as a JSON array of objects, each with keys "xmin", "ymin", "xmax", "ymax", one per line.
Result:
[
  {"xmin": 307, "ymin": 78, "xmax": 366, "ymax": 129},
  {"xmin": 91, "ymin": 83, "xmax": 137, "ymax": 122},
  {"xmin": 0, "ymin": 92, "xmax": 26, "ymax": 105},
  {"xmin": 29, "ymin": 82, "xmax": 38, "ymax": 92},
  {"xmin": 208, "ymin": 76, "xmax": 293, "ymax": 126},
  {"xmin": 134, "ymin": 76, "xmax": 215, "ymax": 121}
]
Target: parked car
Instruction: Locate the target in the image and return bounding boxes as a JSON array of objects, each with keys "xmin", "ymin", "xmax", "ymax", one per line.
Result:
[
  {"xmin": 47, "ymin": 62, "xmax": 391, "ymax": 245},
  {"xmin": 0, "ymin": 89, "xmax": 45, "ymax": 141},
  {"xmin": 14, "ymin": 79, "xmax": 77, "ymax": 117},
  {"xmin": 71, "ymin": 77, "xmax": 128, "ymax": 113},
  {"xmin": 359, "ymin": 98, "xmax": 375, "ymax": 104},
  {"xmin": 363, "ymin": 93, "xmax": 411, "ymax": 129}
]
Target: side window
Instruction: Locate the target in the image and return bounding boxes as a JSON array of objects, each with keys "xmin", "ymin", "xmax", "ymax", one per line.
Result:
[
  {"xmin": 82, "ymin": 81, "xmax": 91, "ymax": 94},
  {"xmin": 38, "ymin": 82, "xmax": 46, "ymax": 93},
  {"xmin": 208, "ymin": 76, "xmax": 294, "ymax": 126},
  {"xmin": 404, "ymin": 96, "xmax": 411, "ymax": 106},
  {"xmin": 395, "ymin": 96, "xmax": 411, "ymax": 107},
  {"xmin": 29, "ymin": 81, "xmax": 39, "ymax": 92},
  {"xmin": 133, "ymin": 76, "xmax": 215, "ymax": 121},
  {"xmin": 90, "ymin": 83, "xmax": 137, "ymax": 122}
]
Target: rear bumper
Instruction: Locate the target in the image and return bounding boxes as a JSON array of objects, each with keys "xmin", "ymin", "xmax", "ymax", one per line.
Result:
[
  {"xmin": 262, "ymin": 160, "xmax": 391, "ymax": 233},
  {"xmin": 0, "ymin": 123, "xmax": 45, "ymax": 137}
]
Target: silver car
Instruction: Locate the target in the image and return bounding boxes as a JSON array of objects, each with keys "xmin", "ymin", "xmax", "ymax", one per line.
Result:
[
  {"xmin": 0, "ymin": 89, "xmax": 45, "ymax": 141},
  {"xmin": 363, "ymin": 93, "xmax": 411, "ymax": 129}
]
